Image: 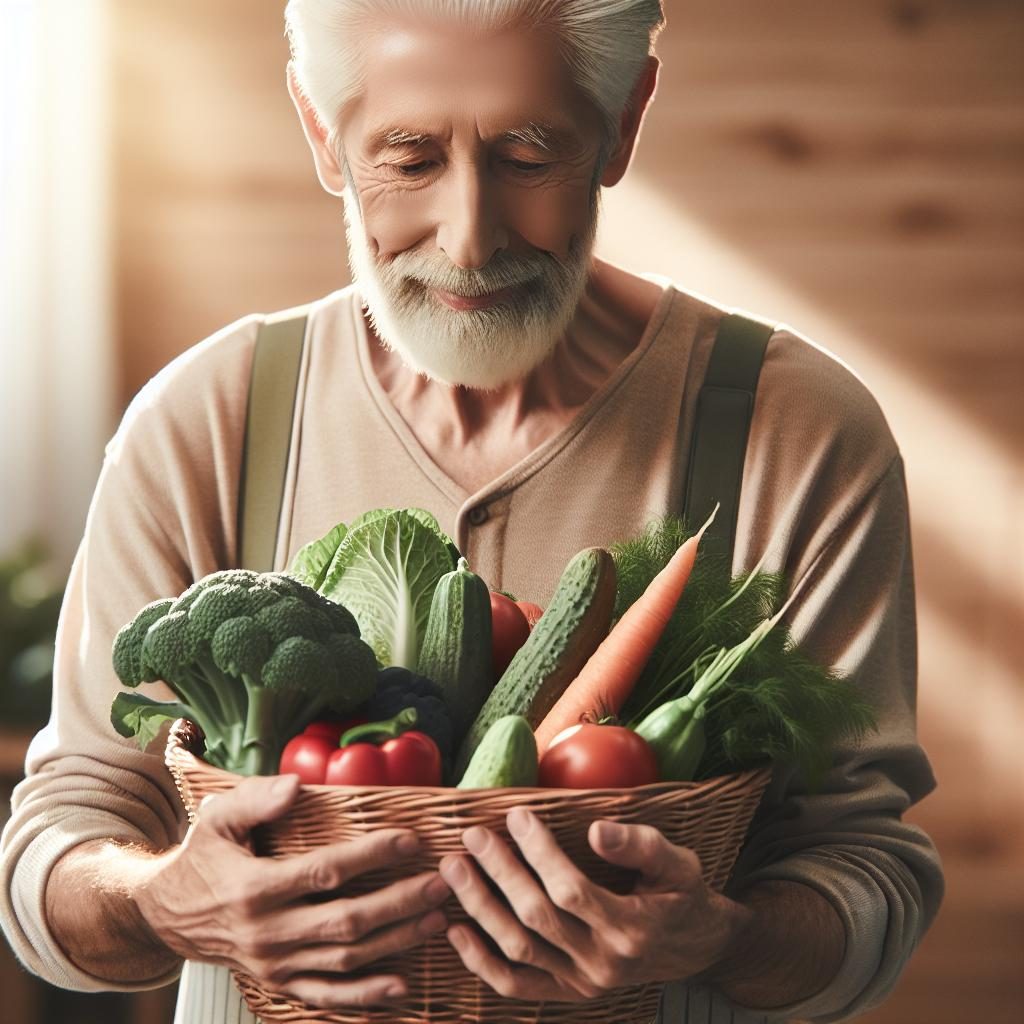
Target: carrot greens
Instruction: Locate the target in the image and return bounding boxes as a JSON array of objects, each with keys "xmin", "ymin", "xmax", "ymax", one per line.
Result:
[{"xmin": 612, "ymin": 516, "xmax": 877, "ymax": 787}]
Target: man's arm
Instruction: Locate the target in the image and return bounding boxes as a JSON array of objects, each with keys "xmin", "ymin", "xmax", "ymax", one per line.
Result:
[
  {"xmin": 701, "ymin": 880, "xmax": 846, "ymax": 1010},
  {"xmin": 45, "ymin": 839, "xmax": 176, "ymax": 985},
  {"xmin": 41, "ymin": 774, "xmax": 451, "ymax": 1007}
]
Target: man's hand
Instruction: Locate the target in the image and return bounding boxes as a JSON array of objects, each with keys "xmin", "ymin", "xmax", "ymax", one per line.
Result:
[
  {"xmin": 438, "ymin": 808, "xmax": 749, "ymax": 1002},
  {"xmin": 50, "ymin": 775, "xmax": 451, "ymax": 1010}
]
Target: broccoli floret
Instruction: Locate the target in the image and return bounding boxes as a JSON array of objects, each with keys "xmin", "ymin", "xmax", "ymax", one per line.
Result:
[
  {"xmin": 256, "ymin": 595, "xmax": 332, "ymax": 644},
  {"xmin": 109, "ymin": 569, "xmax": 378, "ymax": 775},
  {"xmin": 210, "ymin": 615, "xmax": 272, "ymax": 678},
  {"xmin": 143, "ymin": 610, "xmax": 200, "ymax": 679},
  {"xmin": 186, "ymin": 584, "xmax": 251, "ymax": 642},
  {"xmin": 168, "ymin": 570, "xmax": 260, "ymax": 616},
  {"xmin": 323, "ymin": 633, "xmax": 378, "ymax": 709},
  {"xmin": 262, "ymin": 635, "xmax": 334, "ymax": 693},
  {"xmin": 111, "ymin": 598, "xmax": 174, "ymax": 686}
]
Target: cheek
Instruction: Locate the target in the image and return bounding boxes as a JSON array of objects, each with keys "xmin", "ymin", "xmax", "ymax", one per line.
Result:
[
  {"xmin": 361, "ymin": 191, "xmax": 436, "ymax": 259},
  {"xmin": 359, "ymin": 181, "xmax": 595, "ymax": 261},
  {"xmin": 512, "ymin": 184, "xmax": 593, "ymax": 259}
]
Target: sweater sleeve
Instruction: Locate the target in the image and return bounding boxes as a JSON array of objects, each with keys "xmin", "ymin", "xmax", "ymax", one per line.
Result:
[
  {"xmin": 0, "ymin": 315, "xmax": 259, "ymax": 991},
  {"xmin": 714, "ymin": 331, "xmax": 944, "ymax": 1022}
]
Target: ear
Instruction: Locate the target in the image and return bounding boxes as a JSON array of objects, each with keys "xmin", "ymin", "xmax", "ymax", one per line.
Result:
[
  {"xmin": 287, "ymin": 62, "xmax": 347, "ymax": 196},
  {"xmin": 600, "ymin": 55, "xmax": 660, "ymax": 188}
]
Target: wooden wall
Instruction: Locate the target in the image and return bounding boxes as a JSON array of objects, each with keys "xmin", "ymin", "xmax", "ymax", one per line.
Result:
[{"xmin": 105, "ymin": 2, "xmax": 1022, "ymax": 1023}]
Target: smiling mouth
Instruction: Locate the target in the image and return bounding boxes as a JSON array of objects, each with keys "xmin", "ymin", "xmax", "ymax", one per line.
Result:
[{"xmin": 432, "ymin": 286, "xmax": 517, "ymax": 311}]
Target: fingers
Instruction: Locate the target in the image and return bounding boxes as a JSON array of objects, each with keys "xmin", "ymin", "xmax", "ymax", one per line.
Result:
[
  {"xmin": 273, "ymin": 870, "xmax": 451, "ymax": 945},
  {"xmin": 505, "ymin": 809, "xmax": 615, "ymax": 928},
  {"xmin": 439, "ymin": 852, "xmax": 575, "ymax": 976},
  {"xmin": 588, "ymin": 820, "xmax": 703, "ymax": 891},
  {"xmin": 447, "ymin": 924, "xmax": 597, "ymax": 1003},
  {"xmin": 260, "ymin": 828, "xmax": 422, "ymax": 905},
  {"xmin": 197, "ymin": 775, "xmax": 301, "ymax": 843},
  {"xmin": 263, "ymin": 909, "xmax": 448, "ymax": 988},
  {"xmin": 454, "ymin": 826, "xmax": 592, "ymax": 953},
  {"xmin": 277, "ymin": 972, "xmax": 408, "ymax": 1010}
]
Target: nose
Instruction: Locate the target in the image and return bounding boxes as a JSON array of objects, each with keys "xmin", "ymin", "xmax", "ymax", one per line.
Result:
[{"xmin": 435, "ymin": 163, "xmax": 508, "ymax": 271}]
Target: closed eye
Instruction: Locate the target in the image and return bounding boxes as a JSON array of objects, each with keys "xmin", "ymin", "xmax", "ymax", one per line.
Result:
[
  {"xmin": 393, "ymin": 160, "xmax": 436, "ymax": 177},
  {"xmin": 506, "ymin": 160, "xmax": 550, "ymax": 173}
]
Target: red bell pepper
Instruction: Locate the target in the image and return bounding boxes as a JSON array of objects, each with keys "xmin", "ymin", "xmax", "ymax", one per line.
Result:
[
  {"xmin": 278, "ymin": 715, "xmax": 366, "ymax": 783},
  {"xmin": 325, "ymin": 708, "xmax": 443, "ymax": 787}
]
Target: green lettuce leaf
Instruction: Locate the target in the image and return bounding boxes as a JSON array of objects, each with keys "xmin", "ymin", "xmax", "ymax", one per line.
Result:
[
  {"xmin": 320, "ymin": 510, "xmax": 456, "ymax": 668},
  {"xmin": 289, "ymin": 522, "xmax": 348, "ymax": 589}
]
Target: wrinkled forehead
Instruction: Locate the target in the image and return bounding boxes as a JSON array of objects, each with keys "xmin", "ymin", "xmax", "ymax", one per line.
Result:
[{"xmin": 345, "ymin": 18, "xmax": 601, "ymax": 147}]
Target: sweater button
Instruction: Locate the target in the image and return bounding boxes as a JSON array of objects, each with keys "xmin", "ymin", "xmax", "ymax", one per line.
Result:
[{"xmin": 467, "ymin": 505, "xmax": 489, "ymax": 526}]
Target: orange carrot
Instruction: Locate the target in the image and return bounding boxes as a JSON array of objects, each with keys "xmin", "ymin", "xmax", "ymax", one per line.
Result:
[{"xmin": 533, "ymin": 508, "xmax": 717, "ymax": 756}]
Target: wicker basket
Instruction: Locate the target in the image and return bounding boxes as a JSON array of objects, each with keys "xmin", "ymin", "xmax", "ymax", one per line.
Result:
[{"xmin": 165, "ymin": 719, "xmax": 770, "ymax": 1024}]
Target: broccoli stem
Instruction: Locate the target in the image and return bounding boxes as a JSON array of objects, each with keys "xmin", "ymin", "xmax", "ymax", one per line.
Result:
[
  {"xmin": 170, "ymin": 669, "xmax": 226, "ymax": 729},
  {"xmin": 237, "ymin": 683, "xmax": 282, "ymax": 775},
  {"xmin": 235, "ymin": 739, "xmax": 277, "ymax": 777},
  {"xmin": 194, "ymin": 651, "xmax": 248, "ymax": 725}
]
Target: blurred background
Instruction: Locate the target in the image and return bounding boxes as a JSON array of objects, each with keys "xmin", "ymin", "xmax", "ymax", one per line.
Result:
[{"xmin": 1, "ymin": 0, "xmax": 1021, "ymax": 1021}]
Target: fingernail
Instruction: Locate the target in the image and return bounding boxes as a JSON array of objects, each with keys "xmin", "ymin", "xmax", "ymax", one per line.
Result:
[
  {"xmin": 462, "ymin": 826, "xmax": 487, "ymax": 855},
  {"xmin": 448, "ymin": 926, "xmax": 466, "ymax": 950},
  {"xmin": 595, "ymin": 821, "xmax": 626, "ymax": 850},
  {"xmin": 395, "ymin": 832, "xmax": 420, "ymax": 856},
  {"xmin": 383, "ymin": 980, "xmax": 406, "ymax": 999},
  {"xmin": 424, "ymin": 874, "xmax": 451, "ymax": 901},
  {"xmin": 507, "ymin": 807, "xmax": 532, "ymax": 839},
  {"xmin": 418, "ymin": 910, "xmax": 447, "ymax": 936},
  {"xmin": 440, "ymin": 857, "xmax": 468, "ymax": 888}
]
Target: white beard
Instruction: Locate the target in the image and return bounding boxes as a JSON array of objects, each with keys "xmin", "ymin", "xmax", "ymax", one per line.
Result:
[{"xmin": 341, "ymin": 176, "xmax": 600, "ymax": 390}]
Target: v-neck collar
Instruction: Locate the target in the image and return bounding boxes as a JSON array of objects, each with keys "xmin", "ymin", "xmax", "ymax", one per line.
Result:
[{"xmin": 350, "ymin": 280, "xmax": 679, "ymax": 512}]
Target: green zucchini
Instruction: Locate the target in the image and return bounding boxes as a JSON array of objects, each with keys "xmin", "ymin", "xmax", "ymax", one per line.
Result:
[
  {"xmin": 417, "ymin": 557, "xmax": 493, "ymax": 745},
  {"xmin": 457, "ymin": 715, "xmax": 538, "ymax": 788},
  {"xmin": 455, "ymin": 547, "xmax": 616, "ymax": 777}
]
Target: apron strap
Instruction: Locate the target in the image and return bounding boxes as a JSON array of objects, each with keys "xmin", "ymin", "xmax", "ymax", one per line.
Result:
[
  {"xmin": 683, "ymin": 312, "xmax": 776, "ymax": 563},
  {"xmin": 237, "ymin": 307, "xmax": 309, "ymax": 571}
]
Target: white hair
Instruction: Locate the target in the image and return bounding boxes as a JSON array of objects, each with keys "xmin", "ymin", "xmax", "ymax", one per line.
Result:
[{"xmin": 284, "ymin": 0, "xmax": 665, "ymax": 152}]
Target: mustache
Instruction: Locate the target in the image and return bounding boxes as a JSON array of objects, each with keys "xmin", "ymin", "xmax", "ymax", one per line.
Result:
[{"xmin": 383, "ymin": 247, "xmax": 562, "ymax": 298}]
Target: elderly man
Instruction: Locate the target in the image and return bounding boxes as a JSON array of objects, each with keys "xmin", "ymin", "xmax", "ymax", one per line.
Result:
[{"xmin": 0, "ymin": 2, "xmax": 943, "ymax": 1023}]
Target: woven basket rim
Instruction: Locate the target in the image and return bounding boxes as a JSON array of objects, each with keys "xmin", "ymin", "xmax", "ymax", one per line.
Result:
[{"xmin": 164, "ymin": 718, "xmax": 773, "ymax": 802}]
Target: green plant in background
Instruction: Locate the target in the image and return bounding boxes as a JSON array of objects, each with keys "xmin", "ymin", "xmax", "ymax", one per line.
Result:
[{"xmin": 0, "ymin": 539, "xmax": 66, "ymax": 728}]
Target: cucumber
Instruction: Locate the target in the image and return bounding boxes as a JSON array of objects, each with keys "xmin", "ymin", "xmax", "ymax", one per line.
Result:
[
  {"xmin": 455, "ymin": 547, "xmax": 616, "ymax": 778},
  {"xmin": 457, "ymin": 715, "xmax": 538, "ymax": 788},
  {"xmin": 417, "ymin": 557, "xmax": 493, "ymax": 745}
]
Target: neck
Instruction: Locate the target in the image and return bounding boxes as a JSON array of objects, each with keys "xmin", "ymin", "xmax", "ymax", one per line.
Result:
[{"xmin": 363, "ymin": 256, "xmax": 666, "ymax": 492}]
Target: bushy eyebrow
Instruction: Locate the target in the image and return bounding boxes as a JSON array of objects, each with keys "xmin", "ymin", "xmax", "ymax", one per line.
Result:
[{"xmin": 368, "ymin": 120, "xmax": 578, "ymax": 157}]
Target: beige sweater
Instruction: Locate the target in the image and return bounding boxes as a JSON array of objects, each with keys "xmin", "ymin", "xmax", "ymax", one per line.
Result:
[{"xmin": 0, "ymin": 281, "xmax": 943, "ymax": 1023}]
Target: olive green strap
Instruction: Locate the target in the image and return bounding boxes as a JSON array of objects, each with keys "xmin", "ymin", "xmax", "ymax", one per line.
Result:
[
  {"xmin": 237, "ymin": 308, "xmax": 309, "ymax": 571},
  {"xmin": 683, "ymin": 312, "xmax": 777, "ymax": 562}
]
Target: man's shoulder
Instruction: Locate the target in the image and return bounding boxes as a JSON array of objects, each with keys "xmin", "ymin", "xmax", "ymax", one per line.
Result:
[
  {"xmin": 660, "ymin": 283, "xmax": 896, "ymax": 457},
  {"xmin": 759, "ymin": 321, "xmax": 898, "ymax": 464},
  {"xmin": 732, "ymin": 315, "xmax": 902, "ymax": 523},
  {"xmin": 107, "ymin": 288, "xmax": 358, "ymax": 459}
]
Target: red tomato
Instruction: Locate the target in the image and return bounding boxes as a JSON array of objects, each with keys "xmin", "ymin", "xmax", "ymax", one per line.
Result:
[
  {"xmin": 515, "ymin": 601, "xmax": 544, "ymax": 630},
  {"xmin": 538, "ymin": 724, "xmax": 660, "ymax": 789},
  {"xmin": 325, "ymin": 743, "xmax": 388, "ymax": 786},
  {"xmin": 490, "ymin": 592, "xmax": 531, "ymax": 678},
  {"xmin": 279, "ymin": 734, "xmax": 335, "ymax": 784}
]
